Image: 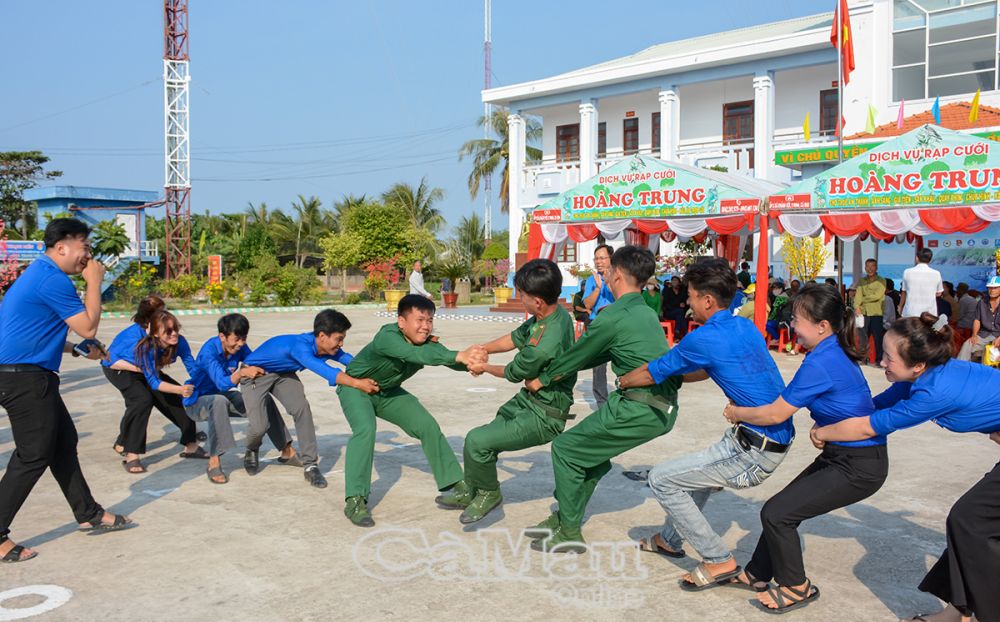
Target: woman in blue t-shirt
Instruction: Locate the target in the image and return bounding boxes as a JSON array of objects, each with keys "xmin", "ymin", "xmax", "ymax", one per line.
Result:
[
  {"xmin": 103, "ymin": 296, "xmax": 200, "ymax": 473},
  {"xmin": 723, "ymin": 283, "xmax": 887, "ymax": 614},
  {"xmin": 813, "ymin": 313, "xmax": 1000, "ymax": 622}
]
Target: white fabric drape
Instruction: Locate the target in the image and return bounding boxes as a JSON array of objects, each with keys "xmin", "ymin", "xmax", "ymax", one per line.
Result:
[
  {"xmin": 595, "ymin": 220, "xmax": 632, "ymax": 239},
  {"xmin": 778, "ymin": 214, "xmax": 823, "ymax": 238},
  {"xmin": 869, "ymin": 209, "xmax": 921, "ymax": 234},
  {"xmin": 972, "ymin": 204, "xmax": 1000, "ymax": 221},
  {"xmin": 539, "ymin": 223, "xmax": 567, "ymax": 244},
  {"xmin": 666, "ymin": 218, "xmax": 708, "ymax": 237}
]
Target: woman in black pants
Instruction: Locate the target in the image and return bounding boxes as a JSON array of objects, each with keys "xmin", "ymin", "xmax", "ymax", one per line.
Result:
[
  {"xmin": 660, "ymin": 275, "xmax": 689, "ymax": 337},
  {"xmin": 724, "ymin": 283, "xmax": 888, "ymax": 614},
  {"xmin": 102, "ymin": 296, "xmax": 201, "ymax": 473},
  {"xmin": 814, "ymin": 313, "xmax": 1000, "ymax": 622}
]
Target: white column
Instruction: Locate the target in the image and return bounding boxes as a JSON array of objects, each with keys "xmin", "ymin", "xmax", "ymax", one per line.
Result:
[
  {"xmin": 753, "ymin": 72, "xmax": 775, "ymax": 180},
  {"xmin": 507, "ymin": 111, "xmax": 526, "ymax": 262},
  {"xmin": 658, "ymin": 88, "xmax": 679, "ymax": 160},
  {"xmin": 579, "ymin": 100, "xmax": 598, "ymax": 179}
]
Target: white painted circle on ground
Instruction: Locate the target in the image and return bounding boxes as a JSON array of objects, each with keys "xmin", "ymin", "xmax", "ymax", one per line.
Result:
[
  {"xmin": 466, "ymin": 387, "xmax": 496, "ymax": 393},
  {"xmin": 0, "ymin": 585, "xmax": 73, "ymax": 621}
]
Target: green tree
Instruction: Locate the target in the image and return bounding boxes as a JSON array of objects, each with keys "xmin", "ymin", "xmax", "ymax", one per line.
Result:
[
  {"xmin": 458, "ymin": 107, "xmax": 542, "ymax": 214},
  {"xmin": 91, "ymin": 219, "xmax": 131, "ymax": 258},
  {"xmin": 330, "ymin": 193, "xmax": 368, "ymax": 233},
  {"xmin": 341, "ymin": 202, "xmax": 414, "ymax": 265},
  {"xmin": 450, "ymin": 213, "xmax": 486, "ymax": 264},
  {"xmin": 320, "ymin": 231, "xmax": 364, "ymax": 294},
  {"xmin": 235, "ymin": 224, "xmax": 278, "ymax": 271},
  {"xmin": 282, "ymin": 195, "xmax": 334, "ymax": 267},
  {"xmin": 381, "ymin": 177, "xmax": 445, "ymax": 234},
  {"xmin": 0, "ymin": 151, "xmax": 63, "ymax": 236}
]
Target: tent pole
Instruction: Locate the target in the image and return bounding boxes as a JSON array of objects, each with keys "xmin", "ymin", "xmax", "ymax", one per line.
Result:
[
  {"xmin": 837, "ymin": 237, "xmax": 844, "ymax": 294},
  {"xmin": 754, "ymin": 209, "xmax": 770, "ymax": 336}
]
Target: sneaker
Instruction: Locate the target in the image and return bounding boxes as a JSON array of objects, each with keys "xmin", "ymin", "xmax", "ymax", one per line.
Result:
[
  {"xmin": 530, "ymin": 524, "xmax": 587, "ymax": 554},
  {"xmin": 459, "ymin": 489, "xmax": 502, "ymax": 524},
  {"xmin": 344, "ymin": 496, "xmax": 375, "ymax": 528},
  {"xmin": 304, "ymin": 465, "xmax": 327, "ymax": 489},
  {"xmin": 435, "ymin": 480, "xmax": 474, "ymax": 509},
  {"xmin": 523, "ymin": 512, "xmax": 560, "ymax": 540}
]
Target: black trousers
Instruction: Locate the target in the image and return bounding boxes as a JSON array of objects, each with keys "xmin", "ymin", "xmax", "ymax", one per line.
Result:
[
  {"xmin": 103, "ymin": 367, "xmax": 196, "ymax": 454},
  {"xmin": 746, "ymin": 444, "xmax": 889, "ymax": 586},
  {"xmin": 919, "ymin": 460, "xmax": 1000, "ymax": 622},
  {"xmin": 857, "ymin": 315, "xmax": 886, "ymax": 363},
  {"xmin": 0, "ymin": 370, "xmax": 104, "ymax": 541}
]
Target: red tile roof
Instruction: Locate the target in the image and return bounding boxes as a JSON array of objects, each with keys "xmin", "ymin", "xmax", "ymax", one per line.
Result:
[{"xmin": 846, "ymin": 101, "xmax": 1000, "ymax": 140}]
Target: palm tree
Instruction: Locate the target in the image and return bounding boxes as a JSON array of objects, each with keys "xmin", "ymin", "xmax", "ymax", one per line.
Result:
[
  {"xmin": 458, "ymin": 107, "xmax": 542, "ymax": 214},
  {"xmin": 451, "ymin": 213, "xmax": 486, "ymax": 264},
  {"xmin": 244, "ymin": 201, "xmax": 272, "ymax": 226},
  {"xmin": 279, "ymin": 195, "xmax": 334, "ymax": 267},
  {"xmin": 381, "ymin": 177, "xmax": 445, "ymax": 234},
  {"xmin": 330, "ymin": 193, "xmax": 368, "ymax": 233}
]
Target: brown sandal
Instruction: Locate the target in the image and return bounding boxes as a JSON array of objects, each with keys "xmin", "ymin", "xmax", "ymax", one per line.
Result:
[
  {"xmin": 637, "ymin": 534, "xmax": 685, "ymax": 559},
  {"xmin": 122, "ymin": 459, "xmax": 146, "ymax": 474}
]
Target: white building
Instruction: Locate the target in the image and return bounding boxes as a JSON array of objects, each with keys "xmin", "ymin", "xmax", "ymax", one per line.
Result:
[{"xmin": 484, "ymin": 0, "xmax": 1000, "ymax": 284}]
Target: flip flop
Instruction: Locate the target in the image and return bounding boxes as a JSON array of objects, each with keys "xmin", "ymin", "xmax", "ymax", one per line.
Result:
[
  {"xmin": 206, "ymin": 465, "xmax": 229, "ymax": 485},
  {"xmin": 678, "ymin": 562, "xmax": 744, "ymax": 592},
  {"xmin": 179, "ymin": 447, "xmax": 209, "ymax": 459},
  {"xmin": 1, "ymin": 544, "xmax": 37, "ymax": 563},
  {"xmin": 637, "ymin": 534, "xmax": 686, "ymax": 559},
  {"xmin": 122, "ymin": 459, "xmax": 146, "ymax": 474},
  {"xmin": 622, "ymin": 469, "xmax": 649, "ymax": 482},
  {"xmin": 79, "ymin": 514, "xmax": 136, "ymax": 534},
  {"xmin": 753, "ymin": 581, "xmax": 820, "ymax": 615}
]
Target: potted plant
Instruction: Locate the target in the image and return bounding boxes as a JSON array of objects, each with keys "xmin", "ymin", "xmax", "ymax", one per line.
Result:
[
  {"xmin": 438, "ymin": 260, "xmax": 468, "ymax": 308},
  {"xmin": 363, "ymin": 256, "xmax": 405, "ymax": 311},
  {"xmin": 492, "ymin": 258, "xmax": 513, "ymax": 304}
]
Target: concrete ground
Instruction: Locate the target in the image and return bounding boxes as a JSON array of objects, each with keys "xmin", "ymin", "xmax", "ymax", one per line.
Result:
[{"xmin": 0, "ymin": 309, "xmax": 995, "ymax": 621}]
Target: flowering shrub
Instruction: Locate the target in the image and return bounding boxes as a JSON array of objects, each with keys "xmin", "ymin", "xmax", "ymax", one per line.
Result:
[
  {"xmin": 363, "ymin": 256, "xmax": 402, "ymax": 297},
  {"xmin": 115, "ymin": 262, "xmax": 159, "ymax": 305},
  {"xmin": 206, "ymin": 280, "xmax": 241, "ymax": 306},
  {"xmin": 780, "ymin": 233, "xmax": 831, "ymax": 281},
  {"xmin": 656, "ymin": 254, "xmax": 695, "ymax": 276},
  {"xmin": 159, "ymin": 274, "xmax": 205, "ymax": 299},
  {"xmin": 567, "ymin": 263, "xmax": 593, "ymax": 280},
  {"xmin": 0, "ymin": 220, "xmax": 22, "ymax": 294},
  {"xmin": 493, "ymin": 259, "xmax": 512, "ymax": 284}
]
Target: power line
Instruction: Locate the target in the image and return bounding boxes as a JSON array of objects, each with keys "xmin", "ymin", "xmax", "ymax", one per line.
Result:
[{"xmin": 0, "ymin": 78, "xmax": 161, "ymax": 134}]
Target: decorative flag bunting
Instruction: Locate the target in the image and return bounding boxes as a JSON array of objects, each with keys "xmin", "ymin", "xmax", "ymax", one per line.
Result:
[
  {"xmin": 931, "ymin": 96, "xmax": 941, "ymax": 124},
  {"xmin": 897, "ymin": 100, "xmax": 905, "ymax": 130},
  {"xmin": 866, "ymin": 104, "xmax": 877, "ymax": 134},
  {"xmin": 830, "ymin": 0, "xmax": 855, "ymax": 85},
  {"xmin": 803, "ymin": 112, "xmax": 811, "ymax": 142},
  {"xmin": 970, "ymin": 88, "xmax": 981, "ymax": 123}
]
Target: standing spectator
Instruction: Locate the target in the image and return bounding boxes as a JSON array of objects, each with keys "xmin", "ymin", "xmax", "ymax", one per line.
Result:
[
  {"xmin": 854, "ymin": 258, "xmax": 887, "ymax": 366},
  {"xmin": 957, "ymin": 276, "xmax": 1000, "ymax": 362},
  {"xmin": 882, "ymin": 278, "xmax": 899, "ymax": 331},
  {"xmin": 736, "ymin": 261, "xmax": 753, "ymax": 289},
  {"xmin": 642, "ymin": 278, "xmax": 662, "ymax": 314},
  {"xmin": 408, "ymin": 261, "xmax": 432, "ymax": 299},
  {"xmin": 0, "ymin": 219, "xmax": 135, "ymax": 563},
  {"xmin": 582, "ymin": 244, "xmax": 615, "ymax": 408},
  {"xmin": 661, "ymin": 275, "xmax": 689, "ymax": 337},
  {"xmin": 940, "ymin": 281, "xmax": 959, "ymax": 320},
  {"xmin": 899, "ymin": 248, "xmax": 943, "ymax": 318}
]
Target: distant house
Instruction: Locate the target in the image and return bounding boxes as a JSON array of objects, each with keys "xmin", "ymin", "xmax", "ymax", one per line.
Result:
[{"xmin": 22, "ymin": 186, "xmax": 160, "ymax": 265}]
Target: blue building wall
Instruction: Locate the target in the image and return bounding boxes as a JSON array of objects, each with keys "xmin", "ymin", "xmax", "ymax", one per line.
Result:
[{"xmin": 22, "ymin": 186, "xmax": 160, "ymax": 265}]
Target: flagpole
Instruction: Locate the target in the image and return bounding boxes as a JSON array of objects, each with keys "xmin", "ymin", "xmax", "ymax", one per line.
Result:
[{"xmin": 837, "ymin": 1, "xmax": 843, "ymax": 164}]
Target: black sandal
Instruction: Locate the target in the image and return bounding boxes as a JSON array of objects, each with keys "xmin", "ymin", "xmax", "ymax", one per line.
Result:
[
  {"xmin": 1, "ymin": 543, "xmax": 37, "ymax": 563},
  {"xmin": 637, "ymin": 534, "xmax": 685, "ymax": 559},
  {"xmin": 206, "ymin": 465, "xmax": 229, "ymax": 484},
  {"xmin": 122, "ymin": 459, "xmax": 146, "ymax": 474},
  {"xmin": 179, "ymin": 447, "xmax": 209, "ymax": 459},
  {"xmin": 754, "ymin": 580, "xmax": 820, "ymax": 614},
  {"xmin": 80, "ymin": 514, "xmax": 136, "ymax": 534},
  {"xmin": 722, "ymin": 569, "xmax": 768, "ymax": 592}
]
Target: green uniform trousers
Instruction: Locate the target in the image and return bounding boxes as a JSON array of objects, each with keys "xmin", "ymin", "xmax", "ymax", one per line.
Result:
[
  {"xmin": 337, "ymin": 385, "xmax": 464, "ymax": 499},
  {"xmin": 552, "ymin": 391, "xmax": 676, "ymax": 529},
  {"xmin": 463, "ymin": 391, "xmax": 565, "ymax": 492}
]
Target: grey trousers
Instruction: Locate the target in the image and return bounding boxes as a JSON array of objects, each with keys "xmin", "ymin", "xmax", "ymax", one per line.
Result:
[
  {"xmin": 592, "ymin": 364, "xmax": 609, "ymax": 408},
  {"xmin": 184, "ymin": 391, "xmax": 291, "ymax": 457},
  {"xmin": 241, "ymin": 372, "xmax": 319, "ymax": 466}
]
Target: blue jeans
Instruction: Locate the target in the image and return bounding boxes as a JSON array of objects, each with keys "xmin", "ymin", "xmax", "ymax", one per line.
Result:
[{"xmin": 647, "ymin": 427, "xmax": 787, "ymax": 563}]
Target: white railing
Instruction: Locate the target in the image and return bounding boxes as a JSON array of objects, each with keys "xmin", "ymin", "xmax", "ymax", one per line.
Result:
[
  {"xmin": 675, "ymin": 139, "xmax": 755, "ymax": 175},
  {"xmin": 139, "ymin": 240, "xmax": 158, "ymax": 257}
]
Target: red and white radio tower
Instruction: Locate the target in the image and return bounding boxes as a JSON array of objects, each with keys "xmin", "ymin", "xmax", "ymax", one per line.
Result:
[
  {"xmin": 164, "ymin": 0, "xmax": 191, "ymax": 278},
  {"xmin": 483, "ymin": 0, "xmax": 492, "ymax": 241}
]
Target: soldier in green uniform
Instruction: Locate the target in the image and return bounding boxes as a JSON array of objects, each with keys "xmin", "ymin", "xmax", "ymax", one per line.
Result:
[
  {"xmin": 436, "ymin": 259, "xmax": 577, "ymax": 525},
  {"xmin": 336, "ymin": 294, "xmax": 487, "ymax": 527},
  {"xmin": 524, "ymin": 245, "xmax": 682, "ymax": 553}
]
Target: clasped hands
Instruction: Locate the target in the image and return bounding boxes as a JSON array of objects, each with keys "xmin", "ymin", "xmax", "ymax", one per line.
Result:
[{"xmin": 459, "ymin": 344, "xmax": 489, "ymax": 375}]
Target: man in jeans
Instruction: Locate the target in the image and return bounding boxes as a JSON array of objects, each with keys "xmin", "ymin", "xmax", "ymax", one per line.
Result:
[
  {"xmin": 619, "ymin": 258, "xmax": 794, "ymax": 589},
  {"xmin": 854, "ymin": 258, "xmax": 886, "ymax": 366}
]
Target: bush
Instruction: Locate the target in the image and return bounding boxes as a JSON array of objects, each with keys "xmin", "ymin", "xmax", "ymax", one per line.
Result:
[
  {"xmin": 345, "ymin": 292, "xmax": 362, "ymax": 305},
  {"xmin": 237, "ymin": 256, "xmax": 322, "ymax": 306},
  {"xmin": 206, "ymin": 280, "xmax": 242, "ymax": 306},
  {"xmin": 114, "ymin": 262, "xmax": 159, "ymax": 305},
  {"xmin": 159, "ymin": 274, "xmax": 205, "ymax": 299}
]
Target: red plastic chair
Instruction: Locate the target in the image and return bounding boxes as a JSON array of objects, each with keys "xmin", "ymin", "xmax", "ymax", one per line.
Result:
[
  {"xmin": 777, "ymin": 327, "xmax": 804, "ymax": 354},
  {"xmin": 689, "ymin": 321, "xmax": 703, "ymax": 332},
  {"xmin": 659, "ymin": 320, "xmax": 675, "ymax": 347},
  {"xmin": 867, "ymin": 335, "xmax": 877, "ymax": 365}
]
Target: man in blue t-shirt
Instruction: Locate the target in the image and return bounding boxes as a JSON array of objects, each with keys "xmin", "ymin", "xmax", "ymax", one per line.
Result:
[
  {"xmin": 0, "ymin": 219, "xmax": 135, "ymax": 563},
  {"xmin": 182, "ymin": 313, "xmax": 298, "ymax": 484},
  {"xmin": 241, "ymin": 309, "xmax": 378, "ymax": 488},
  {"xmin": 619, "ymin": 258, "xmax": 794, "ymax": 589},
  {"xmin": 581, "ymin": 244, "xmax": 615, "ymax": 408}
]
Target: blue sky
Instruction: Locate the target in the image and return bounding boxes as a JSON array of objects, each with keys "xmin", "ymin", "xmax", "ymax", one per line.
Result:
[{"xmin": 1, "ymin": 0, "xmax": 834, "ymax": 237}]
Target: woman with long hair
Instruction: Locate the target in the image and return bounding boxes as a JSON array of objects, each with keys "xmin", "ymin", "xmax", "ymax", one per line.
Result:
[
  {"xmin": 813, "ymin": 313, "xmax": 1000, "ymax": 622},
  {"xmin": 722, "ymin": 283, "xmax": 888, "ymax": 613},
  {"xmin": 103, "ymin": 300, "xmax": 201, "ymax": 473}
]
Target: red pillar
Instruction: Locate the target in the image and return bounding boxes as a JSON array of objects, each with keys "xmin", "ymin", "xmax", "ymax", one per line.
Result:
[{"xmin": 753, "ymin": 212, "xmax": 770, "ymax": 335}]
